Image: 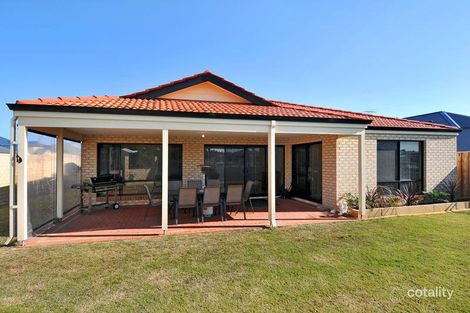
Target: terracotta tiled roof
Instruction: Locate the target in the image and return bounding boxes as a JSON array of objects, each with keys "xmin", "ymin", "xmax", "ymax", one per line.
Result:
[
  {"xmin": 12, "ymin": 96, "xmax": 458, "ymax": 130},
  {"xmin": 272, "ymin": 101, "xmax": 458, "ymax": 130},
  {"xmin": 10, "ymin": 71, "xmax": 459, "ymax": 131},
  {"xmin": 15, "ymin": 97, "xmax": 368, "ymax": 121}
]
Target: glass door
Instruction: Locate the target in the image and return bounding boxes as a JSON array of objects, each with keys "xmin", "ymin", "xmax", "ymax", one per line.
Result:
[
  {"xmin": 292, "ymin": 145, "xmax": 309, "ymax": 198},
  {"xmin": 292, "ymin": 142, "xmax": 322, "ymax": 202},
  {"xmin": 204, "ymin": 145, "xmax": 284, "ymax": 196},
  {"xmin": 245, "ymin": 146, "xmax": 267, "ymax": 195}
]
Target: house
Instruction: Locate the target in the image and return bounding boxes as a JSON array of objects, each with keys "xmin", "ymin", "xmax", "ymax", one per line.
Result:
[
  {"xmin": 407, "ymin": 111, "xmax": 470, "ymax": 152},
  {"xmin": 6, "ymin": 71, "xmax": 460, "ymax": 243}
]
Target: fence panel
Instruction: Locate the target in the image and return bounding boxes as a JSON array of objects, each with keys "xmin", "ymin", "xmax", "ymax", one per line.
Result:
[{"xmin": 457, "ymin": 152, "xmax": 470, "ymax": 199}]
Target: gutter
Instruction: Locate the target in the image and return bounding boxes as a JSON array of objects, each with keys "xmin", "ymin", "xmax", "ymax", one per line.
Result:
[{"xmin": 367, "ymin": 126, "xmax": 461, "ymax": 133}]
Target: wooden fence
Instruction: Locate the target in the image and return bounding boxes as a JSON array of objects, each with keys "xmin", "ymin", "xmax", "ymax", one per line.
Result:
[{"xmin": 457, "ymin": 152, "xmax": 470, "ymax": 199}]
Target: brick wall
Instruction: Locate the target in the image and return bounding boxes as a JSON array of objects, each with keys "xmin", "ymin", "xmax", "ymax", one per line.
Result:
[
  {"xmin": 81, "ymin": 134, "xmax": 292, "ymax": 205},
  {"xmin": 364, "ymin": 133, "xmax": 457, "ymax": 192},
  {"xmin": 283, "ymin": 135, "xmax": 338, "ymax": 210},
  {"xmin": 79, "ymin": 132, "xmax": 457, "ymax": 210},
  {"xmin": 336, "ymin": 136, "xmax": 359, "ymax": 197}
]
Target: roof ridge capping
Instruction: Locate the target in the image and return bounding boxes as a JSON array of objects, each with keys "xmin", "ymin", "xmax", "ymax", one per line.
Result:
[{"xmin": 121, "ymin": 71, "xmax": 274, "ymax": 106}]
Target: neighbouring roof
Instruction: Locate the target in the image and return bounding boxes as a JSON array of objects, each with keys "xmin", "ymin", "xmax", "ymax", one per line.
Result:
[
  {"xmin": 407, "ymin": 111, "xmax": 470, "ymax": 150},
  {"xmin": 8, "ymin": 71, "xmax": 459, "ymax": 132},
  {"xmin": 0, "ymin": 136, "xmax": 9, "ymax": 148},
  {"xmin": 0, "ymin": 137, "xmax": 9, "ymax": 154}
]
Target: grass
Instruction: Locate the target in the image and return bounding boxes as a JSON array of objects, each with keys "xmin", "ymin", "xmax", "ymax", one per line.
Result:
[{"xmin": 0, "ymin": 213, "xmax": 469, "ymax": 312}]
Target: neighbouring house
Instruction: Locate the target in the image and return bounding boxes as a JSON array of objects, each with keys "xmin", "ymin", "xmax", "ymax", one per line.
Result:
[
  {"xmin": 6, "ymin": 71, "xmax": 460, "ymax": 243},
  {"xmin": 0, "ymin": 136, "xmax": 10, "ymax": 206},
  {"xmin": 407, "ymin": 111, "xmax": 470, "ymax": 152}
]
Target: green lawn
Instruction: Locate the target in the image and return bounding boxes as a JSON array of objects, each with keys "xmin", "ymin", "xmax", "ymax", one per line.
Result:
[{"xmin": 0, "ymin": 213, "xmax": 469, "ymax": 312}]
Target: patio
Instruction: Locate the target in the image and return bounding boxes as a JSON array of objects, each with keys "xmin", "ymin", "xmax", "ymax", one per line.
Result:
[{"xmin": 27, "ymin": 199, "xmax": 354, "ymax": 247}]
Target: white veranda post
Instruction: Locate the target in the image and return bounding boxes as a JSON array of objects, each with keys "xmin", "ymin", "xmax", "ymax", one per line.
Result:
[
  {"xmin": 268, "ymin": 121, "xmax": 277, "ymax": 228},
  {"xmin": 56, "ymin": 129, "xmax": 64, "ymax": 220},
  {"xmin": 17, "ymin": 124, "xmax": 28, "ymax": 243},
  {"xmin": 358, "ymin": 130, "xmax": 366, "ymax": 219},
  {"xmin": 161, "ymin": 129, "xmax": 169, "ymax": 234}
]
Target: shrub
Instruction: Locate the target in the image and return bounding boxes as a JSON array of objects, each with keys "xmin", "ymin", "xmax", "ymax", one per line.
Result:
[
  {"xmin": 425, "ymin": 191, "xmax": 450, "ymax": 204},
  {"xmin": 394, "ymin": 183, "xmax": 420, "ymax": 206},
  {"xmin": 441, "ymin": 176, "xmax": 460, "ymax": 202},
  {"xmin": 342, "ymin": 193, "xmax": 359, "ymax": 210},
  {"xmin": 383, "ymin": 196, "xmax": 402, "ymax": 207},
  {"xmin": 366, "ymin": 186, "xmax": 394, "ymax": 209}
]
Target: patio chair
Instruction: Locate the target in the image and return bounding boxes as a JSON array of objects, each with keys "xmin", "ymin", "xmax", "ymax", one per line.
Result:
[
  {"xmin": 200, "ymin": 186, "xmax": 223, "ymax": 222},
  {"xmin": 243, "ymin": 180, "xmax": 255, "ymax": 213},
  {"xmin": 206, "ymin": 179, "xmax": 221, "ymax": 187},
  {"xmin": 187, "ymin": 180, "xmax": 203, "ymax": 189},
  {"xmin": 144, "ymin": 184, "xmax": 162, "ymax": 219},
  {"xmin": 224, "ymin": 184, "xmax": 246, "ymax": 219},
  {"xmin": 174, "ymin": 187, "xmax": 198, "ymax": 225},
  {"xmin": 168, "ymin": 180, "xmax": 182, "ymax": 201}
]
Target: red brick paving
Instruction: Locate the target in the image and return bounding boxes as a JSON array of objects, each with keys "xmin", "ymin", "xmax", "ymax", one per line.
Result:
[{"xmin": 26, "ymin": 199, "xmax": 355, "ymax": 247}]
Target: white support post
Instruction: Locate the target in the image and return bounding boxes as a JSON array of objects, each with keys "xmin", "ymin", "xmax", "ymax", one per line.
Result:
[
  {"xmin": 268, "ymin": 121, "xmax": 277, "ymax": 228},
  {"xmin": 56, "ymin": 129, "xmax": 64, "ymax": 220},
  {"xmin": 358, "ymin": 130, "xmax": 366, "ymax": 219},
  {"xmin": 17, "ymin": 124, "xmax": 28, "ymax": 243},
  {"xmin": 9, "ymin": 117, "xmax": 17, "ymax": 240},
  {"xmin": 161, "ymin": 129, "xmax": 169, "ymax": 234}
]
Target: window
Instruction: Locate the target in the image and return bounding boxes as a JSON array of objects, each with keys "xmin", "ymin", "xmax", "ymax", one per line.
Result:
[
  {"xmin": 204, "ymin": 145, "xmax": 285, "ymax": 195},
  {"xmin": 377, "ymin": 141, "xmax": 423, "ymax": 191},
  {"xmin": 97, "ymin": 143, "xmax": 182, "ymax": 182}
]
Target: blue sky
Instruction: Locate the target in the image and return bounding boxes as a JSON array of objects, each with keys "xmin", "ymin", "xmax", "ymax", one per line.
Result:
[{"xmin": 1, "ymin": 0, "xmax": 470, "ymax": 139}]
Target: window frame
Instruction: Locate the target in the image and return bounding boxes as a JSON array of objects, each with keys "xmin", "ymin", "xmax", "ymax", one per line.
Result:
[{"xmin": 377, "ymin": 140, "xmax": 424, "ymax": 191}]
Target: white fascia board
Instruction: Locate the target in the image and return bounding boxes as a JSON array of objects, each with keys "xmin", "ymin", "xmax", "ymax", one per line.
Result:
[
  {"xmin": 16, "ymin": 111, "xmax": 271, "ymax": 133},
  {"xmin": 276, "ymin": 120, "xmax": 366, "ymax": 135},
  {"xmin": 366, "ymin": 129, "xmax": 459, "ymax": 137},
  {"xmin": 15, "ymin": 110, "xmax": 367, "ymax": 135}
]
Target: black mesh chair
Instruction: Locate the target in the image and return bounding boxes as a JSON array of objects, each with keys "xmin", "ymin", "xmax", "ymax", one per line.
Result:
[
  {"xmin": 187, "ymin": 180, "xmax": 203, "ymax": 189},
  {"xmin": 206, "ymin": 179, "xmax": 221, "ymax": 187}
]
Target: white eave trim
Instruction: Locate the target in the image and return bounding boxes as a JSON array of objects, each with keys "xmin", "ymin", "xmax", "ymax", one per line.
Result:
[
  {"xmin": 14, "ymin": 110, "xmax": 367, "ymax": 135},
  {"xmin": 366, "ymin": 129, "xmax": 459, "ymax": 137}
]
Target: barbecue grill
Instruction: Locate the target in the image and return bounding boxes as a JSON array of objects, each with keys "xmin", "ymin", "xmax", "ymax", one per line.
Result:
[{"xmin": 73, "ymin": 174, "xmax": 124, "ymax": 213}]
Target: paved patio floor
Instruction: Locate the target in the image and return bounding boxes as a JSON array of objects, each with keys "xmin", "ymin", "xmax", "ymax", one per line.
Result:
[{"xmin": 27, "ymin": 199, "xmax": 354, "ymax": 247}]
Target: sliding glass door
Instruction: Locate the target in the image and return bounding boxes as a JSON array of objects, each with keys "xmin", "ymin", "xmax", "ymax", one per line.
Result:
[
  {"xmin": 292, "ymin": 142, "xmax": 322, "ymax": 202},
  {"xmin": 204, "ymin": 145, "xmax": 284, "ymax": 195}
]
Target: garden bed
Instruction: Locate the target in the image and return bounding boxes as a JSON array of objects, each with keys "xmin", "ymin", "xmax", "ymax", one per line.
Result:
[{"xmin": 363, "ymin": 201, "xmax": 470, "ymax": 219}]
